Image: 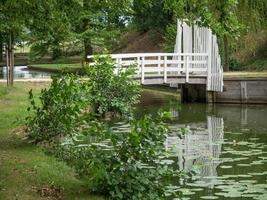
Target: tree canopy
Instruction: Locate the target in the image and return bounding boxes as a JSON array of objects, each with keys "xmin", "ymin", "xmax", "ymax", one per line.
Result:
[{"xmin": 0, "ymin": 0, "xmax": 266, "ymax": 69}]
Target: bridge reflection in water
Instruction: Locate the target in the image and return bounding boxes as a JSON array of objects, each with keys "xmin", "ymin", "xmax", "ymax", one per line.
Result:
[{"xmin": 166, "ymin": 116, "xmax": 224, "ymax": 188}]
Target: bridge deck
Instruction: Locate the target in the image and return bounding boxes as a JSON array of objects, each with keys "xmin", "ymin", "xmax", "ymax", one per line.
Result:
[{"xmin": 133, "ymin": 74, "xmax": 207, "ymax": 85}]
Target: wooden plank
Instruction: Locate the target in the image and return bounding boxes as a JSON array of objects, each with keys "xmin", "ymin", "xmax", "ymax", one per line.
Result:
[
  {"xmin": 164, "ymin": 56, "xmax": 167, "ymax": 83},
  {"xmin": 141, "ymin": 57, "xmax": 145, "ymax": 84},
  {"xmin": 88, "ymin": 52, "xmax": 208, "ymax": 58},
  {"xmin": 185, "ymin": 56, "xmax": 190, "ymax": 83},
  {"xmin": 207, "ymin": 29, "xmax": 212, "ymax": 91}
]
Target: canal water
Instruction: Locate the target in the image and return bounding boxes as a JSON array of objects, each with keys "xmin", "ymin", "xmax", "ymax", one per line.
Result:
[
  {"xmin": 133, "ymin": 89, "xmax": 267, "ymax": 200},
  {"xmin": 0, "ymin": 66, "xmax": 52, "ymax": 79}
]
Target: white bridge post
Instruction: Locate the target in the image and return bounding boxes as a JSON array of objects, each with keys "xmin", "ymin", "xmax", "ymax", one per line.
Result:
[
  {"xmin": 207, "ymin": 29, "xmax": 212, "ymax": 91},
  {"xmin": 141, "ymin": 56, "xmax": 145, "ymax": 84},
  {"xmin": 164, "ymin": 56, "xmax": 167, "ymax": 83},
  {"xmin": 137, "ymin": 56, "xmax": 140, "ymax": 76},
  {"xmin": 185, "ymin": 55, "xmax": 189, "ymax": 83},
  {"xmin": 158, "ymin": 56, "xmax": 161, "ymax": 75},
  {"xmin": 118, "ymin": 58, "xmax": 121, "ymax": 75}
]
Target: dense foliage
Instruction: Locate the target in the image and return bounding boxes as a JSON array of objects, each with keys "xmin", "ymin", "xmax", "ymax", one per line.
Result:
[
  {"xmin": 26, "ymin": 55, "xmax": 185, "ymax": 199},
  {"xmin": 26, "ymin": 74, "xmax": 89, "ymax": 143},
  {"xmin": 85, "ymin": 55, "xmax": 140, "ymax": 115},
  {"xmin": 1, "ymin": 0, "xmax": 266, "ymax": 70},
  {"xmin": 27, "ymin": 55, "xmax": 140, "ymax": 143},
  {"xmin": 130, "ymin": 0, "xmax": 267, "ymax": 70},
  {"xmin": 59, "ymin": 113, "xmax": 181, "ymax": 200},
  {"xmin": 132, "ymin": 0, "xmax": 172, "ymax": 33}
]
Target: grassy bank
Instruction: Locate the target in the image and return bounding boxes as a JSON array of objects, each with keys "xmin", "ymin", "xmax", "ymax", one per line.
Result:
[
  {"xmin": 0, "ymin": 53, "xmax": 82, "ymax": 67},
  {"xmin": 0, "ymin": 82, "xmax": 103, "ymax": 200},
  {"xmin": 224, "ymin": 71, "xmax": 267, "ymax": 78},
  {"xmin": 241, "ymin": 58, "xmax": 267, "ymax": 71},
  {"xmin": 28, "ymin": 63, "xmax": 83, "ymax": 73}
]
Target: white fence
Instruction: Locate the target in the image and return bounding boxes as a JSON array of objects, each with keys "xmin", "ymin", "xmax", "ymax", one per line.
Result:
[{"xmin": 88, "ymin": 52, "xmax": 208, "ymax": 84}]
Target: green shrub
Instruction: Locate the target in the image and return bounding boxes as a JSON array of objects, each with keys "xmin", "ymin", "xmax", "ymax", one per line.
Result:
[
  {"xmin": 26, "ymin": 54, "xmax": 185, "ymax": 199},
  {"xmin": 163, "ymin": 22, "xmax": 177, "ymax": 52},
  {"xmin": 85, "ymin": 55, "xmax": 141, "ymax": 116},
  {"xmin": 60, "ymin": 112, "xmax": 181, "ymax": 200},
  {"xmin": 229, "ymin": 58, "xmax": 241, "ymax": 71},
  {"xmin": 29, "ymin": 42, "xmax": 48, "ymax": 62},
  {"xmin": 26, "ymin": 54, "xmax": 140, "ymax": 143},
  {"xmin": 26, "ymin": 74, "xmax": 90, "ymax": 143}
]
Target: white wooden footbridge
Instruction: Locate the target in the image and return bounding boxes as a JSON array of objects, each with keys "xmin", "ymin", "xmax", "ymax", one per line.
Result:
[{"xmin": 88, "ymin": 20, "xmax": 223, "ymax": 93}]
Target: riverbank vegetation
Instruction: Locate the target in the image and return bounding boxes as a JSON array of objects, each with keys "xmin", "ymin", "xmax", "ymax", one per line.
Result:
[
  {"xmin": 0, "ymin": 82, "xmax": 104, "ymax": 200},
  {"xmin": 23, "ymin": 55, "xmax": 186, "ymax": 199},
  {"xmin": 0, "ymin": 84, "xmax": 182, "ymax": 199}
]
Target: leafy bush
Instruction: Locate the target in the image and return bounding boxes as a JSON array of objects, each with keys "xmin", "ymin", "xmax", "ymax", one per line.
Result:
[
  {"xmin": 85, "ymin": 55, "xmax": 141, "ymax": 116},
  {"xmin": 26, "ymin": 54, "xmax": 140, "ymax": 143},
  {"xmin": 229, "ymin": 58, "xmax": 241, "ymax": 71},
  {"xmin": 26, "ymin": 74, "xmax": 90, "ymax": 143},
  {"xmin": 60, "ymin": 112, "xmax": 181, "ymax": 200},
  {"xmin": 164, "ymin": 22, "xmax": 177, "ymax": 52},
  {"xmin": 26, "ymin": 54, "xmax": 185, "ymax": 199},
  {"xmin": 29, "ymin": 42, "xmax": 48, "ymax": 62}
]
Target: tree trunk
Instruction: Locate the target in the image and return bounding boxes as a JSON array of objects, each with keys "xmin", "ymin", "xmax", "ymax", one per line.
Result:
[
  {"xmin": 0, "ymin": 35, "xmax": 3, "ymax": 62},
  {"xmin": 6, "ymin": 46, "xmax": 10, "ymax": 85},
  {"xmin": 6, "ymin": 33, "xmax": 14, "ymax": 87},
  {"xmin": 223, "ymin": 35, "xmax": 229, "ymax": 71},
  {"xmin": 51, "ymin": 44, "xmax": 62, "ymax": 60},
  {"xmin": 83, "ymin": 0, "xmax": 93, "ymax": 61},
  {"xmin": 84, "ymin": 40, "xmax": 93, "ymax": 61}
]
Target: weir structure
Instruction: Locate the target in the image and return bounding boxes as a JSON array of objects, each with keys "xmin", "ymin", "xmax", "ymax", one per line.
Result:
[{"xmin": 88, "ymin": 20, "xmax": 224, "ymax": 103}]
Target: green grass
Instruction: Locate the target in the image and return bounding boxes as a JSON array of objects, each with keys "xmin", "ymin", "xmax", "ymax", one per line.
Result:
[
  {"xmin": 224, "ymin": 71, "xmax": 267, "ymax": 78},
  {"xmin": 242, "ymin": 58, "xmax": 267, "ymax": 71},
  {"xmin": 28, "ymin": 63, "xmax": 83, "ymax": 72},
  {"xmin": 0, "ymin": 82, "xmax": 104, "ymax": 200}
]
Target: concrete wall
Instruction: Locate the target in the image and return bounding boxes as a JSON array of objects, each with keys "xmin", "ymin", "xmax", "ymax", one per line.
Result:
[
  {"xmin": 181, "ymin": 84, "xmax": 207, "ymax": 103},
  {"xmin": 215, "ymin": 78, "xmax": 267, "ymax": 104}
]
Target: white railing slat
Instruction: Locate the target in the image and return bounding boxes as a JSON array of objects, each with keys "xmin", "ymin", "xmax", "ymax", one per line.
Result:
[
  {"xmin": 141, "ymin": 57, "xmax": 145, "ymax": 84},
  {"xmin": 164, "ymin": 56, "xmax": 167, "ymax": 83}
]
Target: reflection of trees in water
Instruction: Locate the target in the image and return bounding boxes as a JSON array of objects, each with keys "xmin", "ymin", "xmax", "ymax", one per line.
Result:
[{"xmin": 166, "ymin": 116, "xmax": 224, "ymax": 187}]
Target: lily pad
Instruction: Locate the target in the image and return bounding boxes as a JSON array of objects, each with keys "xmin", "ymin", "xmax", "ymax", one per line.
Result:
[
  {"xmin": 238, "ymin": 174, "xmax": 253, "ymax": 178},
  {"xmin": 220, "ymin": 165, "xmax": 232, "ymax": 169},
  {"xmin": 237, "ymin": 163, "xmax": 251, "ymax": 167},
  {"xmin": 200, "ymin": 196, "xmax": 218, "ymax": 199},
  {"xmin": 190, "ymin": 188, "xmax": 204, "ymax": 192},
  {"xmin": 249, "ymin": 138, "xmax": 260, "ymax": 141},
  {"xmin": 239, "ymin": 180, "xmax": 257, "ymax": 184},
  {"xmin": 230, "ymin": 132, "xmax": 243, "ymax": 135}
]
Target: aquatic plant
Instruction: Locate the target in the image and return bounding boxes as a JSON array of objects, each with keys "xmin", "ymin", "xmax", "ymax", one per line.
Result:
[{"xmin": 58, "ymin": 112, "xmax": 182, "ymax": 200}]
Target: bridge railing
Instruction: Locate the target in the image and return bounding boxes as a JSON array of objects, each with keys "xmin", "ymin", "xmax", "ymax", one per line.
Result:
[{"xmin": 88, "ymin": 53, "xmax": 208, "ymax": 84}]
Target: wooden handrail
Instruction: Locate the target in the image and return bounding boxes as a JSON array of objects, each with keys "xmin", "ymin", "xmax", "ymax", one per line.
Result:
[{"xmin": 87, "ymin": 53, "xmax": 208, "ymax": 59}]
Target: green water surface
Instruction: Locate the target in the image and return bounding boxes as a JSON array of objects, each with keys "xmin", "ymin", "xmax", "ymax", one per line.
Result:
[{"xmin": 135, "ymin": 89, "xmax": 267, "ymax": 200}]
